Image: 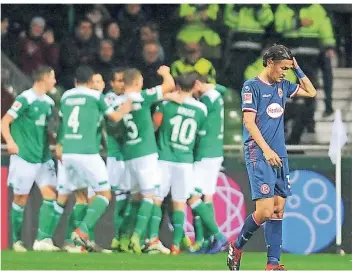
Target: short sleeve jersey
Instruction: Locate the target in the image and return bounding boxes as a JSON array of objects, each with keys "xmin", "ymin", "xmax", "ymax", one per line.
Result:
[
  {"xmin": 156, "ymin": 97, "xmax": 208, "ymax": 163},
  {"xmin": 120, "ymin": 86, "xmax": 163, "ymax": 160},
  {"xmin": 105, "ymin": 90, "xmax": 126, "ymax": 160},
  {"xmin": 194, "ymin": 88, "xmax": 224, "ymax": 161},
  {"xmin": 241, "ymin": 77, "xmax": 299, "ymax": 163},
  {"xmin": 59, "ymin": 86, "xmax": 113, "ymax": 154},
  {"xmin": 7, "ymin": 89, "xmax": 54, "ymax": 163}
]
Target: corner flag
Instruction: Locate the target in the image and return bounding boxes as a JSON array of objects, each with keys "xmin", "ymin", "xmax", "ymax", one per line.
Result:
[{"xmin": 328, "ymin": 109, "xmax": 348, "ymax": 164}]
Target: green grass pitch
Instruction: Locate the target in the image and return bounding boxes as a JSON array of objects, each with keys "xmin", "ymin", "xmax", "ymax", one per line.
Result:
[{"xmin": 1, "ymin": 251, "xmax": 351, "ymax": 270}]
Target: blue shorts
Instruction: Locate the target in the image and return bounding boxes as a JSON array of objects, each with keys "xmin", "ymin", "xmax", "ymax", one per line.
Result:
[{"xmin": 246, "ymin": 158, "xmax": 292, "ymax": 201}]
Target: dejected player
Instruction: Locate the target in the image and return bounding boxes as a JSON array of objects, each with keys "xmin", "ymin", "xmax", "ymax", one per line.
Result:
[{"xmin": 227, "ymin": 44, "xmax": 317, "ymax": 271}]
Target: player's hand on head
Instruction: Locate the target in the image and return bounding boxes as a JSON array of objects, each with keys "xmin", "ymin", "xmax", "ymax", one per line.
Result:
[
  {"xmin": 157, "ymin": 65, "xmax": 171, "ymax": 76},
  {"xmin": 7, "ymin": 140, "xmax": 19, "ymax": 155},
  {"xmin": 119, "ymin": 100, "xmax": 133, "ymax": 114},
  {"xmin": 264, "ymin": 148, "xmax": 282, "ymax": 168},
  {"xmin": 292, "ymin": 57, "xmax": 299, "ymax": 69}
]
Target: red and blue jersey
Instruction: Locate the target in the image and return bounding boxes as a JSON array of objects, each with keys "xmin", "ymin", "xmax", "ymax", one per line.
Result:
[{"xmin": 241, "ymin": 77, "xmax": 299, "ymax": 163}]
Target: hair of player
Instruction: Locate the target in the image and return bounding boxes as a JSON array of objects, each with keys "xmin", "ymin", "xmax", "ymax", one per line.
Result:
[
  {"xmin": 123, "ymin": 68, "xmax": 142, "ymax": 86},
  {"xmin": 175, "ymin": 72, "xmax": 204, "ymax": 92},
  {"xmin": 32, "ymin": 66, "xmax": 53, "ymax": 82},
  {"xmin": 142, "ymin": 21, "xmax": 159, "ymax": 33},
  {"xmin": 75, "ymin": 65, "xmax": 95, "ymax": 84},
  {"xmin": 110, "ymin": 67, "xmax": 126, "ymax": 81},
  {"xmin": 263, "ymin": 44, "xmax": 293, "ymax": 67}
]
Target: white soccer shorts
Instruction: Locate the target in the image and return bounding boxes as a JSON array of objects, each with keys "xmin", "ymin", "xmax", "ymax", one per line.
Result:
[{"xmin": 8, "ymin": 155, "xmax": 56, "ymax": 195}]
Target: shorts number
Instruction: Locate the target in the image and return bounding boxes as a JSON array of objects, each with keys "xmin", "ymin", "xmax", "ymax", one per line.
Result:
[
  {"xmin": 123, "ymin": 114, "xmax": 138, "ymax": 139},
  {"xmin": 170, "ymin": 115, "xmax": 197, "ymax": 145},
  {"xmin": 68, "ymin": 106, "xmax": 80, "ymax": 133}
]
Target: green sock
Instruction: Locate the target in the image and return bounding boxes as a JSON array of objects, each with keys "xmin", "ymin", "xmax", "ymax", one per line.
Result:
[
  {"xmin": 172, "ymin": 210, "xmax": 184, "ymax": 247},
  {"xmin": 88, "ymin": 227, "xmax": 95, "ymax": 241},
  {"xmin": 149, "ymin": 204, "xmax": 162, "ymax": 240},
  {"xmin": 49, "ymin": 202, "xmax": 64, "ymax": 237},
  {"xmin": 79, "ymin": 196, "xmax": 109, "ymax": 234},
  {"xmin": 73, "ymin": 204, "xmax": 88, "ymax": 228},
  {"xmin": 192, "ymin": 200, "xmax": 224, "ymax": 239},
  {"xmin": 65, "ymin": 211, "xmax": 75, "ymax": 241},
  {"xmin": 37, "ymin": 199, "xmax": 55, "ymax": 240},
  {"xmin": 120, "ymin": 200, "xmax": 138, "ymax": 239},
  {"xmin": 11, "ymin": 202, "xmax": 24, "ymax": 243},
  {"xmin": 133, "ymin": 198, "xmax": 153, "ymax": 236},
  {"xmin": 205, "ymin": 202, "xmax": 224, "ymax": 240},
  {"xmin": 193, "ymin": 213, "xmax": 204, "ymax": 243},
  {"xmin": 114, "ymin": 193, "xmax": 127, "ymax": 239}
]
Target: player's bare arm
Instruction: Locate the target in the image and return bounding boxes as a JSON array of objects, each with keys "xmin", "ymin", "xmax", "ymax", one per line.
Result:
[
  {"xmin": 157, "ymin": 65, "xmax": 176, "ymax": 94},
  {"xmin": 152, "ymin": 111, "xmax": 163, "ymax": 130},
  {"xmin": 292, "ymin": 57, "xmax": 317, "ymax": 98},
  {"xmin": 1, "ymin": 114, "xmax": 19, "ymax": 154},
  {"xmin": 243, "ymin": 111, "xmax": 282, "ymax": 168},
  {"xmin": 107, "ymin": 99, "xmax": 133, "ymax": 122}
]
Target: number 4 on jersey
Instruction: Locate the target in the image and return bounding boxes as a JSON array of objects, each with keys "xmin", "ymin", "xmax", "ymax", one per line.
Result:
[{"xmin": 68, "ymin": 106, "xmax": 80, "ymax": 133}]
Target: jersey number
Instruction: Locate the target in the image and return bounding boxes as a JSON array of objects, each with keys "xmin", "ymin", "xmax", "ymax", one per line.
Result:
[
  {"xmin": 68, "ymin": 106, "xmax": 80, "ymax": 133},
  {"xmin": 170, "ymin": 115, "xmax": 197, "ymax": 145},
  {"xmin": 123, "ymin": 114, "xmax": 138, "ymax": 139},
  {"xmin": 35, "ymin": 114, "xmax": 46, "ymax": 126}
]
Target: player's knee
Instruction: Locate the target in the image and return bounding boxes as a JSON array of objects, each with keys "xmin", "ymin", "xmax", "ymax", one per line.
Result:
[
  {"xmin": 13, "ymin": 194, "xmax": 29, "ymax": 206},
  {"xmin": 40, "ymin": 185, "xmax": 57, "ymax": 201},
  {"xmin": 172, "ymin": 200, "xmax": 186, "ymax": 211},
  {"xmin": 273, "ymin": 207, "xmax": 284, "ymax": 219},
  {"xmin": 203, "ymin": 194, "xmax": 213, "ymax": 203},
  {"xmin": 187, "ymin": 194, "xmax": 201, "ymax": 205},
  {"xmin": 97, "ymin": 190, "xmax": 111, "ymax": 201},
  {"xmin": 256, "ymin": 208, "xmax": 274, "ymax": 222}
]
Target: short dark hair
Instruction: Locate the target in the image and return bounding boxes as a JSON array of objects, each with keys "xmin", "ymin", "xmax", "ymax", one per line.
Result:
[
  {"xmin": 142, "ymin": 22, "xmax": 159, "ymax": 33},
  {"xmin": 32, "ymin": 66, "xmax": 53, "ymax": 82},
  {"xmin": 110, "ymin": 67, "xmax": 126, "ymax": 82},
  {"xmin": 175, "ymin": 72, "xmax": 204, "ymax": 92},
  {"xmin": 123, "ymin": 68, "xmax": 142, "ymax": 86},
  {"xmin": 263, "ymin": 44, "xmax": 293, "ymax": 67},
  {"xmin": 77, "ymin": 19, "xmax": 92, "ymax": 28},
  {"xmin": 75, "ymin": 65, "xmax": 94, "ymax": 84}
]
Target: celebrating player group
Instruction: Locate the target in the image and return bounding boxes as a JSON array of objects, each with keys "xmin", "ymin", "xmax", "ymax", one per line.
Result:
[{"xmin": 2, "ymin": 44, "xmax": 317, "ymax": 270}]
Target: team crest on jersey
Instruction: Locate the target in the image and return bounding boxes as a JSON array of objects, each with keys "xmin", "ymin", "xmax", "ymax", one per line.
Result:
[
  {"xmin": 243, "ymin": 93, "xmax": 253, "ymax": 104},
  {"xmin": 260, "ymin": 184, "xmax": 270, "ymax": 194},
  {"xmin": 244, "ymin": 86, "xmax": 251, "ymax": 92},
  {"xmin": 11, "ymin": 101, "xmax": 22, "ymax": 111},
  {"xmin": 278, "ymin": 88, "xmax": 283, "ymax": 98},
  {"xmin": 146, "ymin": 88, "xmax": 156, "ymax": 95}
]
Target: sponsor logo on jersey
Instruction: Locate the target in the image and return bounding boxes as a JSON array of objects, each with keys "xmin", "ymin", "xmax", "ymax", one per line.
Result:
[
  {"xmin": 11, "ymin": 101, "xmax": 22, "ymax": 111},
  {"xmin": 146, "ymin": 88, "xmax": 156, "ymax": 95},
  {"xmin": 260, "ymin": 183, "xmax": 270, "ymax": 194},
  {"xmin": 243, "ymin": 93, "xmax": 252, "ymax": 104},
  {"xmin": 266, "ymin": 103, "xmax": 284, "ymax": 118},
  {"xmin": 262, "ymin": 94, "xmax": 272, "ymax": 98},
  {"xmin": 278, "ymin": 87, "xmax": 283, "ymax": 98}
]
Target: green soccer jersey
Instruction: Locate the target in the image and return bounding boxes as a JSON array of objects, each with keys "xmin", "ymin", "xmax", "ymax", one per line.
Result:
[
  {"xmin": 120, "ymin": 86, "xmax": 163, "ymax": 160},
  {"xmin": 105, "ymin": 90, "xmax": 125, "ymax": 160},
  {"xmin": 59, "ymin": 86, "xmax": 113, "ymax": 154},
  {"xmin": 7, "ymin": 89, "xmax": 54, "ymax": 163},
  {"xmin": 157, "ymin": 97, "xmax": 208, "ymax": 163},
  {"xmin": 194, "ymin": 88, "xmax": 225, "ymax": 160}
]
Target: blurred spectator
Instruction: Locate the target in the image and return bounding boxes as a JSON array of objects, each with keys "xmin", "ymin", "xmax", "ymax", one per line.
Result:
[
  {"xmin": 117, "ymin": 4, "xmax": 148, "ymax": 45},
  {"xmin": 275, "ymin": 4, "xmax": 336, "ymax": 132},
  {"xmin": 86, "ymin": 4, "xmax": 111, "ymax": 39},
  {"xmin": 137, "ymin": 42, "xmax": 163, "ymax": 88},
  {"xmin": 104, "ymin": 20, "xmax": 126, "ymax": 64},
  {"xmin": 59, "ymin": 19, "xmax": 99, "ymax": 90},
  {"xmin": 177, "ymin": 4, "xmax": 222, "ymax": 61},
  {"xmin": 90, "ymin": 39, "xmax": 116, "ymax": 92},
  {"xmin": 128, "ymin": 22, "xmax": 165, "ymax": 66},
  {"xmin": 1, "ymin": 17, "xmax": 17, "ymax": 61},
  {"xmin": 171, "ymin": 42, "xmax": 216, "ymax": 84},
  {"xmin": 223, "ymin": 4, "xmax": 274, "ymax": 91},
  {"xmin": 17, "ymin": 16, "xmax": 59, "ymax": 76}
]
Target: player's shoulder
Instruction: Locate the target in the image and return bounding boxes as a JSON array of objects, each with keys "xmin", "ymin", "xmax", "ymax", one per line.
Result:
[
  {"xmin": 202, "ymin": 88, "xmax": 221, "ymax": 103},
  {"xmin": 19, "ymin": 88, "xmax": 37, "ymax": 104},
  {"xmin": 61, "ymin": 87, "xmax": 102, "ymax": 101},
  {"xmin": 242, "ymin": 78, "xmax": 262, "ymax": 93},
  {"xmin": 43, "ymin": 94, "xmax": 55, "ymax": 106},
  {"xmin": 184, "ymin": 97, "xmax": 208, "ymax": 116}
]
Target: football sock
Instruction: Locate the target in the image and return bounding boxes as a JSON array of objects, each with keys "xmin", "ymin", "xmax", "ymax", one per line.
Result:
[
  {"xmin": 204, "ymin": 202, "xmax": 220, "ymax": 240},
  {"xmin": 88, "ymin": 227, "xmax": 95, "ymax": 241},
  {"xmin": 11, "ymin": 202, "xmax": 24, "ymax": 243},
  {"xmin": 149, "ymin": 204, "xmax": 162, "ymax": 240},
  {"xmin": 37, "ymin": 199, "xmax": 54, "ymax": 240},
  {"xmin": 120, "ymin": 200, "xmax": 138, "ymax": 239},
  {"xmin": 172, "ymin": 210, "xmax": 184, "ymax": 247},
  {"xmin": 73, "ymin": 203, "xmax": 88, "ymax": 228},
  {"xmin": 191, "ymin": 200, "xmax": 224, "ymax": 240},
  {"xmin": 192, "ymin": 213, "xmax": 204, "ymax": 243},
  {"xmin": 235, "ymin": 213, "xmax": 261, "ymax": 249},
  {"xmin": 133, "ymin": 198, "xmax": 153, "ymax": 236},
  {"xmin": 114, "ymin": 192, "xmax": 127, "ymax": 239},
  {"xmin": 264, "ymin": 219, "xmax": 282, "ymax": 264},
  {"xmin": 79, "ymin": 195, "xmax": 109, "ymax": 234},
  {"xmin": 49, "ymin": 201, "xmax": 64, "ymax": 237}
]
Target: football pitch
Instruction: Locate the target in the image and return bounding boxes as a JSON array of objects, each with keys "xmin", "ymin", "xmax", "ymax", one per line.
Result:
[{"xmin": 1, "ymin": 251, "xmax": 351, "ymax": 270}]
